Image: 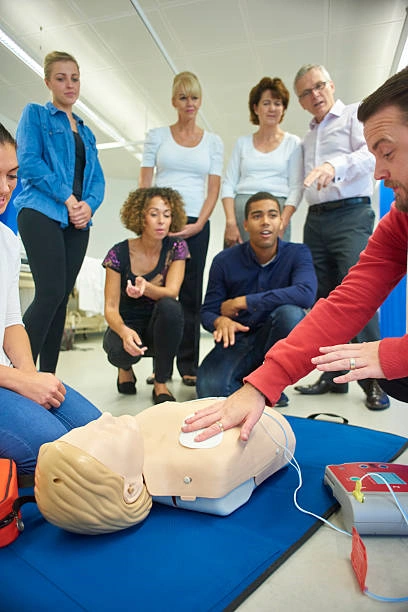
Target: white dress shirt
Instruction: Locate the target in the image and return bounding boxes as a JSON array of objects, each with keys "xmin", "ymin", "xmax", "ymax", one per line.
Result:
[{"xmin": 302, "ymin": 99, "xmax": 375, "ymax": 206}]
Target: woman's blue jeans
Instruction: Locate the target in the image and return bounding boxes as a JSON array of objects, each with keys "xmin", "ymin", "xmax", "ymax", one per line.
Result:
[
  {"xmin": 0, "ymin": 384, "xmax": 101, "ymax": 474},
  {"xmin": 197, "ymin": 304, "xmax": 305, "ymax": 398}
]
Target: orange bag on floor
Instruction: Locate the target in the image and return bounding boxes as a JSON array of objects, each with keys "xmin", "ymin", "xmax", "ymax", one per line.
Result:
[{"xmin": 0, "ymin": 458, "xmax": 35, "ymax": 547}]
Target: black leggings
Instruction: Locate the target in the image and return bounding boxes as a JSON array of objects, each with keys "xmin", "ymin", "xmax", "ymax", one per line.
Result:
[
  {"xmin": 379, "ymin": 377, "xmax": 408, "ymax": 403},
  {"xmin": 18, "ymin": 208, "xmax": 89, "ymax": 373},
  {"xmin": 103, "ymin": 297, "xmax": 184, "ymax": 383},
  {"xmin": 176, "ymin": 218, "xmax": 210, "ymax": 377}
]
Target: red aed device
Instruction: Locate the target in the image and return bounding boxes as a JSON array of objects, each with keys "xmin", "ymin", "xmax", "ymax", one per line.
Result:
[{"xmin": 324, "ymin": 462, "xmax": 408, "ymax": 535}]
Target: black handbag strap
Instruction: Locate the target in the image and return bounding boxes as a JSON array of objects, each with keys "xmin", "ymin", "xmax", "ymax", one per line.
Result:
[
  {"xmin": 0, "ymin": 495, "xmax": 35, "ymax": 531},
  {"xmin": 13, "ymin": 495, "xmax": 36, "ymax": 514},
  {"xmin": 9, "ymin": 495, "xmax": 36, "ymax": 533}
]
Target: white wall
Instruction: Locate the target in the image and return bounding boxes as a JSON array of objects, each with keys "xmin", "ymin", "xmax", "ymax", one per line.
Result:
[{"xmin": 86, "ymin": 176, "xmax": 136, "ymax": 260}]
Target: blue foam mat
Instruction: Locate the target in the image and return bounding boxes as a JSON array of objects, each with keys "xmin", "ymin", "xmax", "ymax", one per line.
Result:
[{"xmin": 1, "ymin": 416, "xmax": 407, "ymax": 612}]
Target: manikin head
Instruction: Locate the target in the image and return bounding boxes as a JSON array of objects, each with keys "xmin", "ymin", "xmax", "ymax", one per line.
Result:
[{"xmin": 35, "ymin": 413, "xmax": 152, "ymax": 534}]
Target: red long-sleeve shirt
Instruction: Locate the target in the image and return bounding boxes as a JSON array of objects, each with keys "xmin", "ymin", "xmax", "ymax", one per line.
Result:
[{"xmin": 245, "ymin": 203, "xmax": 408, "ymax": 405}]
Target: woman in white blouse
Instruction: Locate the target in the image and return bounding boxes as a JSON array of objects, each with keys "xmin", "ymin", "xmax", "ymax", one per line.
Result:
[
  {"xmin": 222, "ymin": 76, "xmax": 303, "ymax": 247},
  {"xmin": 139, "ymin": 71, "xmax": 223, "ymax": 386}
]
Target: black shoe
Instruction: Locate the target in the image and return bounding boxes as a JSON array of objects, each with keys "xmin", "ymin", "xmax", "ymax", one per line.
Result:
[
  {"xmin": 358, "ymin": 379, "xmax": 390, "ymax": 411},
  {"xmin": 294, "ymin": 375, "xmax": 348, "ymax": 395},
  {"xmin": 275, "ymin": 392, "xmax": 289, "ymax": 408},
  {"xmin": 117, "ymin": 370, "xmax": 136, "ymax": 395},
  {"xmin": 182, "ymin": 375, "xmax": 197, "ymax": 387},
  {"xmin": 152, "ymin": 389, "xmax": 176, "ymax": 404}
]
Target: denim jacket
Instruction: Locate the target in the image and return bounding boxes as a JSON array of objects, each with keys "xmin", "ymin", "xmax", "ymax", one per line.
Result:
[{"xmin": 14, "ymin": 102, "xmax": 105, "ymax": 228}]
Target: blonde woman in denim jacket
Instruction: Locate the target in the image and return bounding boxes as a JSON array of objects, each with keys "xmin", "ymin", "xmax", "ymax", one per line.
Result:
[{"xmin": 14, "ymin": 51, "xmax": 105, "ymax": 373}]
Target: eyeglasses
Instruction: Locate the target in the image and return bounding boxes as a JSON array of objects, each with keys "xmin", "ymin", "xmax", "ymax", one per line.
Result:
[{"xmin": 298, "ymin": 81, "xmax": 327, "ymax": 100}]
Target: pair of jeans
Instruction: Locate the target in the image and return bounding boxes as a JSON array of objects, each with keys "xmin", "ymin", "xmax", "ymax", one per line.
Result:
[
  {"xmin": 197, "ymin": 304, "xmax": 305, "ymax": 398},
  {"xmin": 0, "ymin": 385, "xmax": 101, "ymax": 475},
  {"xmin": 103, "ymin": 297, "xmax": 184, "ymax": 383},
  {"xmin": 18, "ymin": 208, "xmax": 89, "ymax": 373}
]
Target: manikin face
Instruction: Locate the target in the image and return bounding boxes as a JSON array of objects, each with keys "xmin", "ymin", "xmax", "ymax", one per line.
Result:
[
  {"xmin": 253, "ymin": 89, "xmax": 285, "ymax": 126},
  {"xmin": 295, "ymin": 67, "xmax": 335, "ymax": 123},
  {"xmin": 244, "ymin": 198, "xmax": 282, "ymax": 254},
  {"xmin": 143, "ymin": 196, "xmax": 172, "ymax": 239},
  {"xmin": 60, "ymin": 413, "xmax": 144, "ymax": 502},
  {"xmin": 45, "ymin": 60, "xmax": 80, "ymax": 110},
  {"xmin": 172, "ymin": 88, "xmax": 201, "ymax": 119},
  {"xmin": 364, "ymin": 105, "xmax": 408, "ymax": 213},
  {"xmin": 0, "ymin": 143, "xmax": 18, "ymax": 216}
]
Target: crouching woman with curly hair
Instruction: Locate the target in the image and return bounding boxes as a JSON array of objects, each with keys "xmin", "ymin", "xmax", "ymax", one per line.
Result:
[{"xmin": 102, "ymin": 187, "xmax": 189, "ymax": 404}]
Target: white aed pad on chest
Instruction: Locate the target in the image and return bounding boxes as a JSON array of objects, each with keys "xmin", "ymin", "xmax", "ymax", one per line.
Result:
[
  {"xmin": 135, "ymin": 398, "xmax": 296, "ymax": 516},
  {"xmin": 324, "ymin": 462, "xmax": 408, "ymax": 535}
]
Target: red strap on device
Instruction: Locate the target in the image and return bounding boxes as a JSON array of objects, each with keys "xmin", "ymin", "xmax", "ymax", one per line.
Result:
[{"xmin": 351, "ymin": 527, "xmax": 368, "ymax": 592}]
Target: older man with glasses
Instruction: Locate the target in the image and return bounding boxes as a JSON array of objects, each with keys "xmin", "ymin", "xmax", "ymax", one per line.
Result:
[{"xmin": 292, "ymin": 64, "xmax": 388, "ymax": 411}]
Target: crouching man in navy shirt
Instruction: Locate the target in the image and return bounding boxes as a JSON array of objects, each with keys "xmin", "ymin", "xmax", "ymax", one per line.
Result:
[{"xmin": 197, "ymin": 191, "xmax": 317, "ymax": 405}]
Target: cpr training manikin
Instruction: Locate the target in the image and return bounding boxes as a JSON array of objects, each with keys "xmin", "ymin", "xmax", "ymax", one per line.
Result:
[{"xmin": 35, "ymin": 399, "xmax": 296, "ymax": 535}]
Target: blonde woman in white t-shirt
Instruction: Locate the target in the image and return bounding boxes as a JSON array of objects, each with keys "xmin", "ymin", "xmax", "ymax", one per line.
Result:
[{"xmin": 140, "ymin": 71, "xmax": 223, "ymax": 387}]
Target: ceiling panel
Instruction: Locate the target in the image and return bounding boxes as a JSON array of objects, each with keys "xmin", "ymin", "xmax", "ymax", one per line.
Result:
[
  {"xmin": 91, "ymin": 12, "xmax": 165, "ymax": 66},
  {"xmin": 330, "ymin": 21, "xmax": 404, "ymax": 83},
  {"xmin": 244, "ymin": 0, "xmax": 328, "ymax": 40},
  {"xmin": 70, "ymin": 0, "xmax": 135, "ymax": 21},
  {"xmin": 329, "ymin": 0, "xmax": 406, "ymax": 29},
  {"xmin": 0, "ymin": 47, "xmax": 41, "ymax": 87},
  {"xmin": 159, "ymin": 0, "xmax": 249, "ymax": 55},
  {"xmin": 0, "ymin": 0, "xmax": 81, "ymax": 35}
]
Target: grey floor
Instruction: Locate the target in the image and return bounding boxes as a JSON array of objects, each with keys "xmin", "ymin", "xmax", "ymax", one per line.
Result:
[{"xmin": 57, "ymin": 331, "xmax": 408, "ymax": 612}]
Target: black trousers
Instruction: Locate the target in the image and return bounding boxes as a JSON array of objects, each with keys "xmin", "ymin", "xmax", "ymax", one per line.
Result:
[
  {"xmin": 304, "ymin": 202, "xmax": 380, "ymax": 343},
  {"xmin": 103, "ymin": 297, "xmax": 184, "ymax": 383},
  {"xmin": 176, "ymin": 218, "xmax": 210, "ymax": 377},
  {"xmin": 379, "ymin": 378, "xmax": 408, "ymax": 403},
  {"xmin": 18, "ymin": 208, "xmax": 89, "ymax": 373}
]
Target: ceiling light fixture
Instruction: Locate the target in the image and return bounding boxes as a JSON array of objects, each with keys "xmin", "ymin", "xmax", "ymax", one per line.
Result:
[{"xmin": 0, "ymin": 25, "xmax": 133, "ymax": 151}]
